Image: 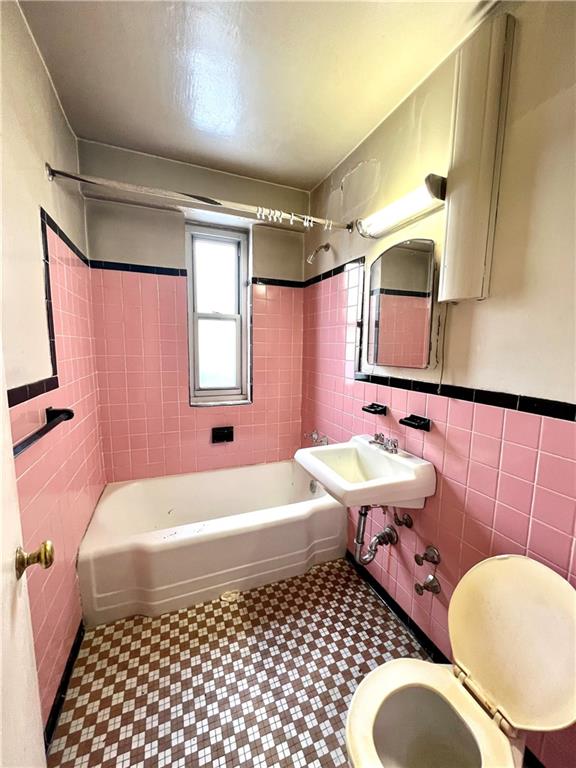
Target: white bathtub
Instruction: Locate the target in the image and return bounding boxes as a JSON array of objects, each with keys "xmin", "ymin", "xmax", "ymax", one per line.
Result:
[{"xmin": 78, "ymin": 460, "xmax": 346, "ymax": 626}]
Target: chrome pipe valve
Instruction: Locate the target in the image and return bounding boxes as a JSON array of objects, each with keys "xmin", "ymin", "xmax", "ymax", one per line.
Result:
[
  {"xmin": 414, "ymin": 574, "xmax": 441, "ymax": 596},
  {"xmin": 414, "ymin": 545, "xmax": 441, "ymax": 566},
  {"xmin": 373, "ymin": 525, "xmax": 399, "ymax": 547},
  {"xmin": 393, "ymin": 511, "xmax": 413, "ymax": 528}
]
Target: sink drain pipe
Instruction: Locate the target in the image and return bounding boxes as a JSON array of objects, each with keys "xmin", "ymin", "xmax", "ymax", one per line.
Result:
[{"xmin": 354, "ymin": 505, "xmax": 399, "ymax": 565}]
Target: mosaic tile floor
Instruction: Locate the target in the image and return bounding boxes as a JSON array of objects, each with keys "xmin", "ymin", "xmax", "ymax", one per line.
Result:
[{"xmin": 48, "ymin": 559, "xmax": 428, "ymax": 768}]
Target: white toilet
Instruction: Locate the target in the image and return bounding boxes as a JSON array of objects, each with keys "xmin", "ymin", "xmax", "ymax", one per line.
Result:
[{"xmin": 346, "ymin": 555, "xmax": 576, "ymax": 768}]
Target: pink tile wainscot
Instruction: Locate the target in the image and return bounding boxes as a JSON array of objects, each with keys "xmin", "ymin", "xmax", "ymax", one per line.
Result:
[
  {"xmin": 301, "ymin": 264, "xmax": 576, "ymax": 768},
  {"xmin": 92, "ymin": 272, "xmax": 303, "ymax": 481},
  {"xmin": 9, "ymin": 228, "xmax": 104, "ymax": 723}
]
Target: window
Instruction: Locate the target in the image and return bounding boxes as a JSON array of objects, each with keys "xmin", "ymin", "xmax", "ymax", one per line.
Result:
[{"xmin": 186, "ymin": 224, "xmax": 250, "ymax": 404}]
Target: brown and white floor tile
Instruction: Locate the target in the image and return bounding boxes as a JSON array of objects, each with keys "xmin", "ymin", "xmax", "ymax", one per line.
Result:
[{"xmin": 47, "ymin": 558, "xmax": 428, "ymax": 767}]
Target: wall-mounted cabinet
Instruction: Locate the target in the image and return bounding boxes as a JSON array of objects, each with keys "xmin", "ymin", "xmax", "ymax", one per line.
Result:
[
  {"xmin": 367, "ymin": 239, "xmax": 435, "ymax": 369},
  {"xmin": 439, "ymin": 13, "xmax": 515, "ymax": 302}
]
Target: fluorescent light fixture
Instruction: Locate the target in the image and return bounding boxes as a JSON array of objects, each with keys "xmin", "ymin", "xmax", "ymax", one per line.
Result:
[{"xmin": 356, "ymin": 174, "xmax": 447, "ymax": 240}]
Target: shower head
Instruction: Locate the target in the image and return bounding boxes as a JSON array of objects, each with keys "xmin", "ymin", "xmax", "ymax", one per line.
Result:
[{"xmin": 306, "ymin": 242, "xmax": 331, "ymax": 265}]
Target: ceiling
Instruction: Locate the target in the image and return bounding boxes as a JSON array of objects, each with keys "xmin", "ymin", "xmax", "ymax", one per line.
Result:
[{"xmin": 22, "ymin": 2, "xmax": 479, "ymax": 190}]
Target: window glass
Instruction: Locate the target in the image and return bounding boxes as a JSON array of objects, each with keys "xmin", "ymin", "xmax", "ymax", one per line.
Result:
[
  {"xmin": 197, "ymin": 318, "xmax": 238, "ymax": 389},
  {"xmin": 193, "ymin": 238, "xmax": 238, "ymax": 314},
  {"xmin": 186, "ymin": 224, "xmax": 250, "ymax": 404}
]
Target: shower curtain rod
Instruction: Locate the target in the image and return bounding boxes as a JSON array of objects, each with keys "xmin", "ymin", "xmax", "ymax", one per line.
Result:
[{"xmin": 46, "ymin": 164, "xmax": 352, "ymax": 232}]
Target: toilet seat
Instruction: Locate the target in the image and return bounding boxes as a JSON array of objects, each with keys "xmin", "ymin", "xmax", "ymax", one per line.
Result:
[
  {"xmin": 346, "ymin": 658, "xmax": 514, "ymax": 768},
  {"xmin": 346, "ymin": 556, "xmax": 576, "ymax": 767},
  {"xmin": 448, "ymin": 555, "xmax": 576, "ymax": 733}
]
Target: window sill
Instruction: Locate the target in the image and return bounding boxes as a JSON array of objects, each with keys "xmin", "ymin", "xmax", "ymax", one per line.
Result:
[{"xmin": 189, "ymin": 398, "xmax": 253, "ymax": 408}]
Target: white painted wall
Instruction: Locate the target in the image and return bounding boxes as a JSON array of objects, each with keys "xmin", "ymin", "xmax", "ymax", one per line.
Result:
[
  {"xmin": 309, "ymin": 1, "xmax": 576, "ymax": 403},
  {"xmin": 252, "ymin": 226, "xmax": 304, "ymax": 282},
  {"xmin": 86, "ymin": 199, "xmax": 186, "ymax": 269},
  {"xmin": 445, "ymin": 1, "xmax": 575, "ymax": 402},
  {"xmin": 82, "ymin": 145, "xmax": 305, "ymax": 279},
  {"xmin": 78, "ymin": 140, "xmax": 309, "ymax": 212},
  {"xmin": 1, "ymin": 2, "xmax": 85, "ymax": 390},
  {"xmin": 85, "ymin": 197, "xmax": 304, "ymax": 280}
]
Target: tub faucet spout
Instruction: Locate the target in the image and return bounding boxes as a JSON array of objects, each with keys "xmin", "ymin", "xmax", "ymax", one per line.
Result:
[{"xmin": 305, "ymin": 430, "xmax": 328, "ymax": 446}]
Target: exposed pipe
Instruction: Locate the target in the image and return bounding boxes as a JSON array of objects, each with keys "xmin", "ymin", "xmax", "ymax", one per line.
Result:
[
  {"xmin": 354, "ymin": 505, "xmax": 398, "ymax": 565},
  {"xmin": 46, "ymin": 164, "xmax": 352, "ymax": 233},
  {"xmin": 306, "ymin": 242, "xmax": 330, "ymax": 264}
]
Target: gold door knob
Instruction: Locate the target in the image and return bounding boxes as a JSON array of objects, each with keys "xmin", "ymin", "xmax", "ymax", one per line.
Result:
[{"xmin": 15, "ymin": 540, "xmax": 55, "ymax": 580}]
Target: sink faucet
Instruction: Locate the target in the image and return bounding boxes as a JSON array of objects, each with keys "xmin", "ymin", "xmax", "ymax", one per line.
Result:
[{"xmin": 370, "ymin": 433, "xmax": 399, "ymax": 454}]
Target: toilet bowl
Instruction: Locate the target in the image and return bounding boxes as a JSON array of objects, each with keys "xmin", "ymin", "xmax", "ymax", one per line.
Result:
[{"xmin": 346, "ymin": 555, "xmax": 576, "ymax": 768}]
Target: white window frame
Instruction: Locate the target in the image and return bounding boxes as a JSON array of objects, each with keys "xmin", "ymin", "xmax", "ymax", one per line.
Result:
[{"xmin": 185, "ymin": 223, "xmax": 251, "ymax": 405}]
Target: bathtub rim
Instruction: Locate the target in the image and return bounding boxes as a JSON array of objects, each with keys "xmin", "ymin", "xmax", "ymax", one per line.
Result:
[{"xmin": 80, "ymin": 491, "xmax": 342, "ymax": 559}]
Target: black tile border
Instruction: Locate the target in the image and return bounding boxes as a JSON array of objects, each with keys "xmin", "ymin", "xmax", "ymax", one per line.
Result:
[
  {"xmin": 40, "ymin": 215, "xmax": 58, "ymax": 377},
  {"xmin": 517, "ymin": 395, "xmax": 576, "ymax": 420},
  {"xmin": 42, "ymin": 211, "xmax": 186, "ymax": 275},
  {"xmin": 42, "ymin": 208, "xmax": 89, "ymax": 266},
  {"xmin": 7, "ymin": 376, "xmax": 59, "ymax": 408},
  {"xmin": 345, "ymin": 551, "xmax": 449, "ymax": 664},
  {"xmin": 252, "ymin": 257, "xmax": 366, "ymax": 289},
  {"xmin": 355, "ymin": 371, "xmax": 576, "ymax": 422},
  {"xmin": 7, "ymin": 213, "xmax": 188, "ymax": 408},
  {"xmin": 303, "ymin": 257, "xmax": 366, "ymax": 287},
  {"xmin": 347, "ymin": 553, "xmax": 544, "ymax": 768},
  {"xmin": 90, "ymin": 260, "xmax": 186, "ymax": 276},
  {"xmin": 44, "ymin": 621, "xmax": 84, "ymax": 751},
  {"xmin": 370, "ymin": 288, "xmax": 432, "ymax": 298},
  {"xmin": 252, "ymin": 277, "xmax": 304, "ymax": 288},
  {"xmin": 6, "ymin": 208, "xmax": 71, "ymax": 408},
  {"xmin": 10, "ymin": 219, "xmax": 574, "ymax": 424}
]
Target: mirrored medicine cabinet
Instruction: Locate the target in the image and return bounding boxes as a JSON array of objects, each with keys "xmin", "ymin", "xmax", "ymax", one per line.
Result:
[{"xmin": 366, "ymin": 238, "xmax": 435, "ymax": 369}]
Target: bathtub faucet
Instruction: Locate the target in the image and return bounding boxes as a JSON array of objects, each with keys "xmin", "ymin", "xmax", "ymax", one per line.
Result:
[{"xmin": 305, "ymin": 430, "xmax": 328, "ymax": 446}]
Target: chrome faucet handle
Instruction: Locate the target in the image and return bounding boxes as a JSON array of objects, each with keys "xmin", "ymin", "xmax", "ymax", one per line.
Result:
[
  {"xmin": 370, "ymin": 432, "xmax": 386, "ymax": 445},
  {"xmin": 388, "ymin": 438, "xmax": 399, "ymax": 454}
]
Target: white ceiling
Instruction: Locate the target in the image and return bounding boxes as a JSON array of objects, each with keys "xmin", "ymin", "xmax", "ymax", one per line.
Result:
[{"xmin": 22, "ymin": 1, "xmax": 479, "ymax": 190}]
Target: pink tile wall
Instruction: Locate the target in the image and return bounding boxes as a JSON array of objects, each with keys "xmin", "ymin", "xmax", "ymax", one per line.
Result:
[
  {"xmin": 9, "ymin": 228, "xmax": 104, "ymax": 723},
  {"xmin": 92, "ymin": 272, "xmax": 302, "ymax": 481},
  {"xmin": 302, "ymin": 263, "xmax": 576, "ymax": 768}
]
